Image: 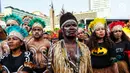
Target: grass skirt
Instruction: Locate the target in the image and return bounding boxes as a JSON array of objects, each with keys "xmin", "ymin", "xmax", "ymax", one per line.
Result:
[{"xmin": 117, "ymin": 61, "xmax": 129, "ymax": 73}]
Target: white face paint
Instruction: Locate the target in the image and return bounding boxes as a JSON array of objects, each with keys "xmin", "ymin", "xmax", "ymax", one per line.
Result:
[{"xmin": 63, "ymin": 21, "xmax": 78, "ymax": 37}]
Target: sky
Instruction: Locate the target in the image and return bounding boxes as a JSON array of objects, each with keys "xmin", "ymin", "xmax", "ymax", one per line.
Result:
[{"xmin": 1, "ymin": 0, "xmax": 130, "ymax": 19}]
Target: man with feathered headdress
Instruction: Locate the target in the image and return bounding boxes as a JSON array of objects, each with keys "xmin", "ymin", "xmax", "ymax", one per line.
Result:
[{"xmin": 24, "ymin": 17, "xmax": 51, "ymax": 73}]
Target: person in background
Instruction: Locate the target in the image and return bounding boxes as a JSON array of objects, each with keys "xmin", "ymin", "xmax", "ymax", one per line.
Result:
[
  {"xmin": 0, "ymin": 25, "xmax": 7, "ymax": 61},
  {"xmin": 0, "ymin": 25, "xmax": 7, "ymax": 43},
  {"xmin": 87, "ymin": 18, "xmax": 118, "ymax": 73},
  {"xmin": 43, "ymin": 32, "xmax": 50, "ymax": 40},
  {"xmin": 77, "ymin": 27, "xmax": 89, "ymax": 45},
  {"xmin": 22, "ymin": 15, "xmax": 33, "ymax": 33},
  {"xmin": 2, "ymin": 13, "xmax": 23, "ymax": 28},
  {"xmin": 109, "ymin": 21, "xmax": 130, "ymax": 73},
  {"xmin": 51, "ymin": 32, "xmax": 59, "ymax": 44}
]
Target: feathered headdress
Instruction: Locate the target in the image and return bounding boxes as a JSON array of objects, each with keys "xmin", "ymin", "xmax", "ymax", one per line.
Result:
[
  {"xmin": 6, "ymin": 25, "xmax": 28, "ymax": 40},
  {"xmin": 122, "ymin": 22, "xmax": 130, "ymax": 38},
  {"xmin": 109, "ymin": 21, "xmax": 125, "ymax": 31},
  {"xmin": 88, "ymin": 18, "xmax": 106, "ymax": 34},
  {"xmin": 52, "ymin": 33, "xmax": 58, "ymax": 39},
  {"xmin": 28, "ymin": 18, "xmax": 46, "ymax": 28},
  {"xmin": 2, "ymin": 13, "xmax": 23, "ymax": 25},
  {"xmin": 22, "ymin": 15, "xmax": 33, "ymax": 24},
  {"xmin": 78, "ymin": 23, "xmax": 85, "ymax": 28}
]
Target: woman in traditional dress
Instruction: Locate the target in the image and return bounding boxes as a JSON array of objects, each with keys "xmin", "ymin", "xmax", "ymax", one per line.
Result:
[
  {"xmin": 1, "ymin": 13, "xmax": 23, "ymax": 56},
  {"xmin": 0, "ymin": 25, "xmax": 34, "ymax": 73},
  {"xmin": 109, "ymin": 21, "xmax": 130, "ymax": 73}
]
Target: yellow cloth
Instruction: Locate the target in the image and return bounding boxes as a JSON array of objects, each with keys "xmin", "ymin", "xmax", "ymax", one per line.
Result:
[{"xmin": 122, "ymin": 27, "xmax": 130, "ymax": 38}]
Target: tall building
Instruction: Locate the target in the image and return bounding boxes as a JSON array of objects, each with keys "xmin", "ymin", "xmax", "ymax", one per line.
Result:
[
  {"xmin": 0, "ymin": 0, "xmax": 1, "ymax": 12},
  {"xmin": 49, "ymin": 2, "xmax": 55, "ymax": 31},
  {"xmin": 88, "ymin": 0, "xmax": 110, "ymax": 18},
  {"xmin": 89, "ymin": 0, "xmax": 109, "ymax": 10}
]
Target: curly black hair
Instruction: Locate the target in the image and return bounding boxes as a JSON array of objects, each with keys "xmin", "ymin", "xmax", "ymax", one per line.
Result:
[
  {"xmin": 87, "ymin": 29, "xmax": 114, "ymax": 50},
  {"xmin": 110, "ymin": 31, "xmax": 129, "ymax": 42}
]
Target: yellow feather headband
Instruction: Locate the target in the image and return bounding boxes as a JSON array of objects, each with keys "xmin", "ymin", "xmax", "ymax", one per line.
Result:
[{"xmin": 88, "ymin": 18, "xmax": 106, "ymax": 33}]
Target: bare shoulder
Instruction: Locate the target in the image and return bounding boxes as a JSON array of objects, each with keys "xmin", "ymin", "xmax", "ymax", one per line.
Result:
[
  {"xmin": 24, "ymin": 36, "xmax": 33, "ymax": 44},
  {"xmin": 43, "ymin": 39, "xmax": 50, "ymax": 44},
  {"xmin": 43, "ymin": 39, "xmax": 51, "ymax": 48}
]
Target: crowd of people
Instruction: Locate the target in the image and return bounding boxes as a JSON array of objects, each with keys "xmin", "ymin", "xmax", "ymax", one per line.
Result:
[{"xmin": 0, "ymin": 12, "xmax": 129, "ymax": 73}]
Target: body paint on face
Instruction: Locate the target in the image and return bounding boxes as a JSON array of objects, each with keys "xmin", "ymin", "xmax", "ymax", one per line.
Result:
[
  {"xmin": 61, "ymin": 19, "xmax": 77, "ymax": 28},
  {"xmin": 64, "ymin": 25, "xmax": 78, "ymax": 36}
]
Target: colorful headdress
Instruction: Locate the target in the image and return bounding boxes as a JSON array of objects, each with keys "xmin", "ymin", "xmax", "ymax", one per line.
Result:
[
  {"xmin": 6, "ymin": 25, "xmax": 28, "ymax": 40},
  {"xmin": 51, "ymin": 33, "xmax": 58, "ymax": 39},
  {"xmin": 109, "ymin": 21, "xmax": 125, "ymax": 32},
  {"xmin": 28, "ymin": 18, "xmax": 46, "ymax": 28},
  {"xmin": 22, "ymin": 15, "xmax": 33, "ymax": 24},
  {"xmin": 88, "ymin": 18, "xmax": 106, "ymax": 33},
  {"xmin": 122, "ymin": 22, "xmax": 130, "ymax": 38},
  {"xmin": 2, "ymin": 13, "xmax": 23, "ymax": 25},
  {"xmin": 78, "ymin": 23, "xmax": 85, "ymax": 28},
  {"xmin": 78, "ymin": 27, "xmax": 84, "ymax": 33}
]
